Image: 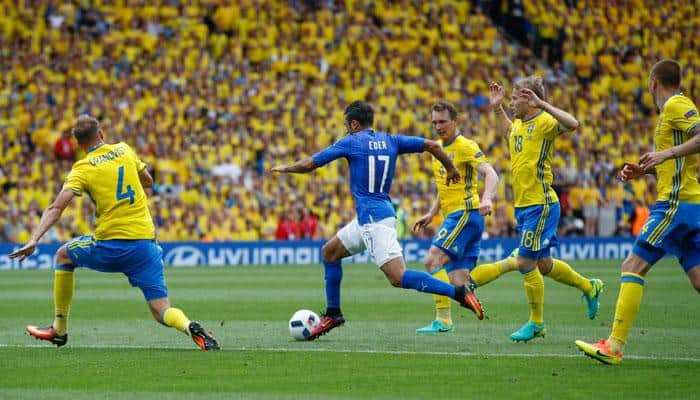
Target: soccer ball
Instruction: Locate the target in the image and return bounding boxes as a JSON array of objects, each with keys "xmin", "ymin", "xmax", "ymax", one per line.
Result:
[{"xmin": 288, "ymin": 309, "xmax": 320, "ymax": 341}]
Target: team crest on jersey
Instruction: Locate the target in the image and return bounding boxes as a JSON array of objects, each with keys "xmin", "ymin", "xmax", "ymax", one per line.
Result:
[{"xmin": 526, "ymin": 124, "xmax": 534, "ymax": 139}]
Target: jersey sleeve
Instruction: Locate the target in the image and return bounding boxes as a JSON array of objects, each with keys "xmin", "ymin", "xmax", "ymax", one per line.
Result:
[
  {"xmin": 63, "ymin": 165, "xmax": 87, "ymax": 196},
  {"xmin": 311, "ymin": 136, "xmax": 351, "ymax": 167},
  {"xmin": 542, "ymin": 113, "xmax": 563, "ymax": 140},
  {"xmin": 668, "ymin": 98, "xmax": 700, "ymax": 135},
  {"xmin": 123, "ymin": 142, "xmax": 147, "ymax": 171},
  {"xmin": 460, "ymin": 140, "xmax": 488, "ymax": 169},
  {"xmin": 395, "ymin": 135, "xmax": 425, "ymax": 154}
]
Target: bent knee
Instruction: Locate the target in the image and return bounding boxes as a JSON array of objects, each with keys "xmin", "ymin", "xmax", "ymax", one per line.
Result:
[{"xmin": 55, "ymin": 245, "xmax": 72, "ymax": 266}]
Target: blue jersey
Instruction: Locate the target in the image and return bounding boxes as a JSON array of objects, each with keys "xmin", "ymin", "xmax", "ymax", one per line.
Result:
[{"xmin": 312, "ymin": 129, "xmax": 425, "ymax": 224}]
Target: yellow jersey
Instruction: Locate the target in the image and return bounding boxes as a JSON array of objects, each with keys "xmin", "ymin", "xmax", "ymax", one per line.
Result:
[
  {"xmin": 63, "ymin": 142, "xmax": 155, "ymax": 240},
  {"xmin": 431, "ymin": 134, "xmax": 486, "ymax": 215},
  {"xmin": 509, "ymin": 111, "xmax": 562, "ymax": 207},
  {"xmin": 653, "ymin": 94, "xmax": 700, "ymax": 203}
]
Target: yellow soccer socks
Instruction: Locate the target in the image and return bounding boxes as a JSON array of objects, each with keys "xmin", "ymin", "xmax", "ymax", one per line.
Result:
[
  {"xmin": 53, "ymin": 269, "xmax": 74, "ymax": 335},
  {"xmin": 431, "ymin": 268, "xmax": 453, "ymax": 326},
  {"xmin": 471, "ymin": 257, "xmax": 518, "ymax": 287},
  {"xmin": 163, "ymin": 307, "xmax": 191, "ymax": 334},
  {"xmin": 522, "ymin": 268, "xmax": 544, "ymax": 324},
  {"xmin": 609, "ymin": 272, "xmax": 645, "ymax": 353},
  {"xmin": 543, "ymin": 259, "xmax": 593, "ymax": 293}
]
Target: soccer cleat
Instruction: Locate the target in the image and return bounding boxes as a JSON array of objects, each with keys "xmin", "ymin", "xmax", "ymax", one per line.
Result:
[
  {"xmin": 306, "ymin": 313, "xmax": 345, "ymax": 341},
  {"xmin": 575, "ymin": 339, "xmax": 622, "ymax": 365},
  {"xmin": 583, "ymin": 279, "xmax": 604, "ymax": 320},
  {"xmin": 188, "ymin": 321, "xmax": 220, "ymax": 351},
  {"xmin": 26, "ymin": 325, "xmax": 68, "ymax": 347},
  {"xmin": 510, "ymin": 321, "xmax": 546, "ymax": 342},
  {"xmin": 416, "ymin": 320, "xmax": 455, "ymax": 334},
  {"xmin": 457, "ymin": 285, "xmax": 484, "ymax": 320}
]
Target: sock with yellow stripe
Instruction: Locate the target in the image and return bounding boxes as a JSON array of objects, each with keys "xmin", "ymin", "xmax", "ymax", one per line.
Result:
[
  {"xmin": 471, "ymin": 257, "xmax": 518, "ymax": 287},
  {"xmin": 522, "ymin": 267, "xmax": 544, "ymax": 324},
  {"xmin": 163, "ymin": 307, "xmax": 191, "ymax": 335},
  {"xmin": 53, "ymin": 267, "xmax": 75, "ymax": 335},
  {"xmin": 542, "ymin": 259, "xmax": 593, "ymax": 293},
  {"xmin": 431, "ymin": 268, "xmax": 452, "ymax": 326},
  {"xmin": 608, "ymin": 272, "xmax": 645, "ymax": 354}
]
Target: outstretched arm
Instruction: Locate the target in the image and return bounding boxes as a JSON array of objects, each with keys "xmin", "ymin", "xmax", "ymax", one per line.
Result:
[
  {"xmin": 639, "ymin": 125, "xmax": 700, "ymax": 170},
  {"xmin": 477, "ymin": 162, "xmax": 499, "ymax": 216},
  {"xmin": 271, "ymin": 157, "xmax": 318, "ymax": 174},
  {"xmin": 519, "ymin": 88, "xmax": 579, "ymax": 132},
  {"xmin": 488, "ymin": 82, "xmax": 512, "ymax": 134},
  {"xmin": 9, "ymin": 189, "xmax": 75, "ymax": 261},
  {"xmin": 424, "ymin": 139, "xmax": 461, "ymax": 185}
]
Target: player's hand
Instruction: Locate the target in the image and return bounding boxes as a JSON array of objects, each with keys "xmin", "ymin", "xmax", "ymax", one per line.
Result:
[
  {"xmin": 479, "ymin": 199, "xmax": 493, "ymax": 216},
  {"xmin": 412, "ymin": 214, "xmax": 433, "ymax": 234},
  {"xmin": 619, "ymin": 162, "xmax": 645, "ymax": 182},
  {"xmin": 270, "ymin": 165, "xmax": 287, "ymax": 174},
  {"xmin": 488, "ymin": 82, "xmax": 505, "ymax": 106},
  {"xmin": 445, "ymin": 168, "xmax": 461, "ymax": 186},
  {"xmin": 518, "ymin": 88, "xmax": 543, "ymax": 108},
  {"xmin": 8, "ymin": 239, "xmax": 38, "ymax": 262},
  {"xmin": 639, "ymin": 151, "xmax": 669, "ymax": 171}
]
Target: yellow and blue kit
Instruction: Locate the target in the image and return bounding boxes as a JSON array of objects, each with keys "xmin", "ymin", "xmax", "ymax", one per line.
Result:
[
  {"xmin": 509, "ymin": 111, "xmax": 565, "ymax": 260},
  {"xmin": 62, "ymin": 142, "xmax": 166, "ymax": 300},
  {"xmin": 430, "ymin": 134, "xmax": 487, "ymax": 271},
  {"xmin": 633, "ymin": 94, "xmax": 700, "ymax": 271}
]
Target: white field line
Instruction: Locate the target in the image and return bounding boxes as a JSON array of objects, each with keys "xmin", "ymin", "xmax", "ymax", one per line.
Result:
[{"xmin": 0, "ymin": 343, "xmax": 698, "ymax": 363}]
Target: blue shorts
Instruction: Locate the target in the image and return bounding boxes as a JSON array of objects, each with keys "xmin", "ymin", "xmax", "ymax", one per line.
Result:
[
  {"xmin": 432, "ymin": 209, "xmax": 483, "ymax": 272},
  {"xmin": 65, "ymin": 236, "xmax": 168, "ymax": 301},
  {"xmin": 633, "ymin": 201, "xmax": 700, "ymax": 272},
  {"xmin": 514, "ymin": 202, "xmax": 560, "ymax": 260}
]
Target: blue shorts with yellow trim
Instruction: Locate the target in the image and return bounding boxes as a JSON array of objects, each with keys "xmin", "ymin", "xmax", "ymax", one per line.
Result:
[
  {"xmin": 65, "ymin": 235, "xmax": 168, "ymax": 300},
  {"xmin": 633, "ymin": 201, "xmax": 700, "ymax": 272},
  {"xmin": 432, "ymin": 209, "xmax": 484, "ymax": 272},
  {"xmin": 514, "ymin": 202, "xmax": 560, "ymax": 260}
]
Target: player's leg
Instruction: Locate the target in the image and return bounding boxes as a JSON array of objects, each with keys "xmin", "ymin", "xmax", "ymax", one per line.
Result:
[
  {"xmin": 470, "ymin": 253, "xmax": 518, "ymax": 288},
  {"xmin": 687, "ymin": 265, "xmax": 700, "ymax": 293},
  {"xmin": 538, "ymin": 256, "xmax": 604, "ymax": 319},
  {"xmin": 682, "ymin": 229, "xmax": 700, "ymax": 293},
  {"xmin": 306, "ymin": 222, "xmax": 359, "ymax": 340},
  {"xmin": 26, "ymin": 241, "xmax": 77, "ymax": 346},
  {"xmin": 127, "ymin": 241, "xmax": 219, "ymax": 350},
  {"xmin": 416, "ymin": 245, "xmax": 455, "ymax": 333}
]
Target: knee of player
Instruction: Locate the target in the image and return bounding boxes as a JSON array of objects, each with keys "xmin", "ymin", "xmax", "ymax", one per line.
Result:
[
  {"xmin": 321, "ymin": 243, "xmax": 337, "ymax": 262},
  {"xmin": 54, "ymin": 245, "xmax": 72, "ymax": 266},
  {"xmin": 388, "ymin": 276, "xmax": 403, "ymax": 287}
]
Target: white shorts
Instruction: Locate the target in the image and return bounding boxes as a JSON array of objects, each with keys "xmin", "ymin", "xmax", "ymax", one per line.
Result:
[{"xmin": 337, "ymin": 217, "xmax": 403, "ymax": 267}]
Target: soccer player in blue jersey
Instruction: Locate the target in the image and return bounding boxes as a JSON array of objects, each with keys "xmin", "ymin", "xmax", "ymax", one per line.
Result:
[
  {"xmin": 489, "ymin": 77, "xmax": 604, "ymax": 342},
  {"xmin": 271, "ymin": 101, "xmax": 484, "ymax": 340},
  {"xmin": 576, "ymin": 60, "xmax": 700, "ymax": 365},
  {"xmin": 9, "ymin": 115, "xmax": 219, "ymax": 351}
]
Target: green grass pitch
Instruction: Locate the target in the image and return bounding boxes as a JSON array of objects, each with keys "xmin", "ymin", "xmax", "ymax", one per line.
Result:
[{"xmin": 0, "ymin": 259, "xmax": 698, "ymax": 399}]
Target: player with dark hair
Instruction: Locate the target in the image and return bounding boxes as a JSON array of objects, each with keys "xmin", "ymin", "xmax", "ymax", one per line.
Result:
[{"xmin": 271, "ymin": 100, "xmax": 484, "ymax": 340}]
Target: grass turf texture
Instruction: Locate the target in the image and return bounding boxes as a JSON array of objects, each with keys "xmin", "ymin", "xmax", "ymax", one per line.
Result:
[{"xmin": 0, "ymin": 259, "xmax": 698, "ymax": 399}]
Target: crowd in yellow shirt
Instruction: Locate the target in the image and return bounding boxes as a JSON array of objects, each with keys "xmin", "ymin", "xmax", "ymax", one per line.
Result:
[{"xmin": 0, "ymin": 0, "xmax": 697, "ymax": 243}]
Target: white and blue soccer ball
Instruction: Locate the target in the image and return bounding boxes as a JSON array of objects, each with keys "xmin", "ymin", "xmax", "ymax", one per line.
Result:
[{"xmin": 288, "ymin": 309, "xmax": 320, "ymax": 341}]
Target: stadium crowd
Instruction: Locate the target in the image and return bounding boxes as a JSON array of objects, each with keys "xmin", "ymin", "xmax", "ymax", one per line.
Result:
[{"xmin": 1, "ymin": 0, "xmax": 698, "ymax": 243}]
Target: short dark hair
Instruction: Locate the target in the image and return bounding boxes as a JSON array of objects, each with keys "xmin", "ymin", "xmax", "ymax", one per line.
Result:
[
  {"xmin": 344, "ymin": 101, "xmax": 374, "ymax": 127},
  {"xmin": 514, "ymin": 75, "xmax": 545, "ymax": 100},
  {"xmin": 650, "ymin": 59, "xmax": 681, "ymax": 88},
  {"xmin": 72, "ymin": 115, "xmax": 100, "ymax": 145},
  {"xmin": 431, "ymin": 100, "xmax": 459, "ymax": 119}
]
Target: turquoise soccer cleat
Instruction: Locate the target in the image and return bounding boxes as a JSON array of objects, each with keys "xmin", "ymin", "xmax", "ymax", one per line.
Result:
[
  {"xmin": 583, "ymin": 279, "xmax": 604, "ymax": 320},
  {"xmin": 415, "ymin": 320, "xmax": 455, "ymax": 334},
  {"xmin": 510, "ymin": 321, "xmax": 546, "ymax": 342}
]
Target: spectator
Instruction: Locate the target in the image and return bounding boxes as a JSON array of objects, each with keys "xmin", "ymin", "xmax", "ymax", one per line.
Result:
[{"xmin": 53, "ymin": 131, "xmax": 76, "ymax": 161}]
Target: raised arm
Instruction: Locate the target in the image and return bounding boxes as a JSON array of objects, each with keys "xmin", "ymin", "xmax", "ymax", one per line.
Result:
[
  {"xmin": 271, "ymin": 157, "xmax": 318, "ymax": 174},
  {"xmin": 519, "ymin": 88, "xmax": 579, "ymax": 132},
  {"xmin": 489, "ymin": 82, "xmax": 512, "ymax": 134},
  {"xmin": 424, "ymin": 139, "xmax": 461, "ymax": 186},
  {"xmin": 639, "ymin": 124, "xmax": 700, "ymax": 170},
  {"xmin": 477, "ymin": 162, "xmax": 499, "ymax": 216},
  {"xmin": 9, "ymin": 189, "xmax": 75, "ymax": 261}
]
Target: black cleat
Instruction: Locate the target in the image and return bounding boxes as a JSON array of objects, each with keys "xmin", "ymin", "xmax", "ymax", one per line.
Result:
[{"xmin": 188, "ymin": 321, "xmax": 220, "ymax": 351}]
